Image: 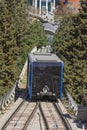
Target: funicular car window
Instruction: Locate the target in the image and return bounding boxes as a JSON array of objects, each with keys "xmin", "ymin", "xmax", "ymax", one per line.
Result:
[{"xmin": 33, "ymin": 62, "xmax": 61, "ymax": 90}]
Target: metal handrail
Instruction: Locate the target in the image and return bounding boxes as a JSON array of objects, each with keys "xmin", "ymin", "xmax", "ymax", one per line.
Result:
[
  {"xmin": 64, "ymin": 89, "xmax": 78, "ymax": 115},
  {"xmin": 0, "ymin": 81, "xmax": 17, "ymax": 110},
  {"xmin": 0, "ymin": 60, "xmax": 28, "ymax": 110}
]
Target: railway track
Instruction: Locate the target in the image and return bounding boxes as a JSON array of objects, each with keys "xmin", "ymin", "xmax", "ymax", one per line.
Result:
[
  {"xmin": 1, "ymin": 100, "xmax": 72, "ymax": 130},
  {"xmin": 39, "ymin": 102, "xmax": 68, "ymax": 130},
  {"xmin": 2, "ymin": 99, "xmax": 38, "ymax": 130}
]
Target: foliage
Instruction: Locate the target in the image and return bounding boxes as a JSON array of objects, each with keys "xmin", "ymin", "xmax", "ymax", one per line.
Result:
[
  {"xmin": 0, "ymin": 2, "xmax": 18, "ymax": 95},
  {"xmin": 19, "ymin": 20, "xmax": 48, "ymax": 71},
  {"xmin": 0, "ymin": 0, "xmax": 47, "ymax": 97},
  {"xmin": 52, "ymin": 0, "xmax": 87, "ymax": 104},
  {"xmin": 27, "ymin": 20, "xmax": 48, "ymax": 48}
]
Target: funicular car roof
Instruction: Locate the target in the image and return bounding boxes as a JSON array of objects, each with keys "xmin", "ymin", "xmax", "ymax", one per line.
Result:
[{"xmin": 28, "ymin": 52, "xmax": 63, "ymax": 63}]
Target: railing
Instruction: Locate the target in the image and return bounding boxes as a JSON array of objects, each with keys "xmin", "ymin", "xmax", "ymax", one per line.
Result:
[
  {"xmin": 0, "ymin": 46, "xmax": 51, "ymax": 111},
  {"xmin": 0, "ymin": 46, "xmax": 79, "ymax": 115},
  {"xmin": 64, "ymin": 89, "xmax": 78, "ymax": 115},
  {"xmin": 18, "ymin": 60, "xmax": 27, "ymax": 87},
  {"xmin": 0, "ymin": 81, "xmax": 17, "ymax": 110},
  {"xmin": 0, "ymin": 60, "xmax": 27, "ymax": 110}
]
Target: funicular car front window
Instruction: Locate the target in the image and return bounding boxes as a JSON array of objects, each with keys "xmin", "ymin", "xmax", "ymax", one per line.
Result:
[{"xmin": 33, "ymin": 62, "xmax": 61, "ymax": 89}]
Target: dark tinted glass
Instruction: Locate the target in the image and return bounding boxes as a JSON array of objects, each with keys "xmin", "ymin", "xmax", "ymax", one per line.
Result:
[{"xmin": 33, "ymin": 62, "xmax": 61, "ymax": 93}]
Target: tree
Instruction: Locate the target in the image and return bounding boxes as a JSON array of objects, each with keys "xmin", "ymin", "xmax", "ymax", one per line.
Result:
[
  {"xmin": 0, "ymin": 0, "xmax": 30, "ymax": 96},
  {"xmin": 0, "ymin": 2, "xmax": 18, "ymax": 95},
  {"xmin": 52, "ymin": 0, "xmax": 87, "ymax": 104},
  {"xmin": 28, "ymin": 20, "xmax": 48, "ymax": 47},
  {"xmin": 19, "ymin": 20, "xmax": 48, "ymax": 67},
  {"xmin": 0, "ymin": 0, "xmax": 48, "ymax": 97}
]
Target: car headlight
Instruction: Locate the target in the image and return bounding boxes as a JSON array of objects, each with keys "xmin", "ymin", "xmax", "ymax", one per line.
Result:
[
  {"xmin": 37, "ymin": 93, "xmax": 40, "ymax": 96},
  {"xmin": 53, "ymin": 93, "xmax": 55, "ymax": 96}
]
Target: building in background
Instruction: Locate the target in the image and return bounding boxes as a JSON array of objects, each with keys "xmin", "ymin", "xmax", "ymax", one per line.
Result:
[
  {"xmin": 67, "ymin": 0, "xmax": 80, "ymax": 10},
  {"xmin": 28, "ymin": 0, "xmax": 57, "ymax": 15},
  {"xmin": 28, "ymin": 0, "xmax": 80, "ymax": 14}
]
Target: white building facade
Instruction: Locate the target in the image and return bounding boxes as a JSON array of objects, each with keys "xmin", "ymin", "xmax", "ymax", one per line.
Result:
[{"xmin": 29, "ymin": 0, "xmax": 56, "ymax": 15}]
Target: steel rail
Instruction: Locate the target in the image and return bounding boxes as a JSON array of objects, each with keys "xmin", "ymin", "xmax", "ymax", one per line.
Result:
[
  {"xmin": 39, "ymin": 102, "xmax": 68, "ymax": 130},
  {"xmin": 39, "ymin": 102, "xmax": 49, "ymax": 130},
  {"xmin": 47, "ymin": 102, "xmax": 59, "ymax": 129},
  {"xmin": 53, "ymin": 102, "xmax": 73, "ymax": 130},
  {"xmin": 1, "ymin": 94, "xmax": 28, "ymax": 130},
  {"xmin": 22, "ymin": 102, "xmax": 39, "ymax": 130}
]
